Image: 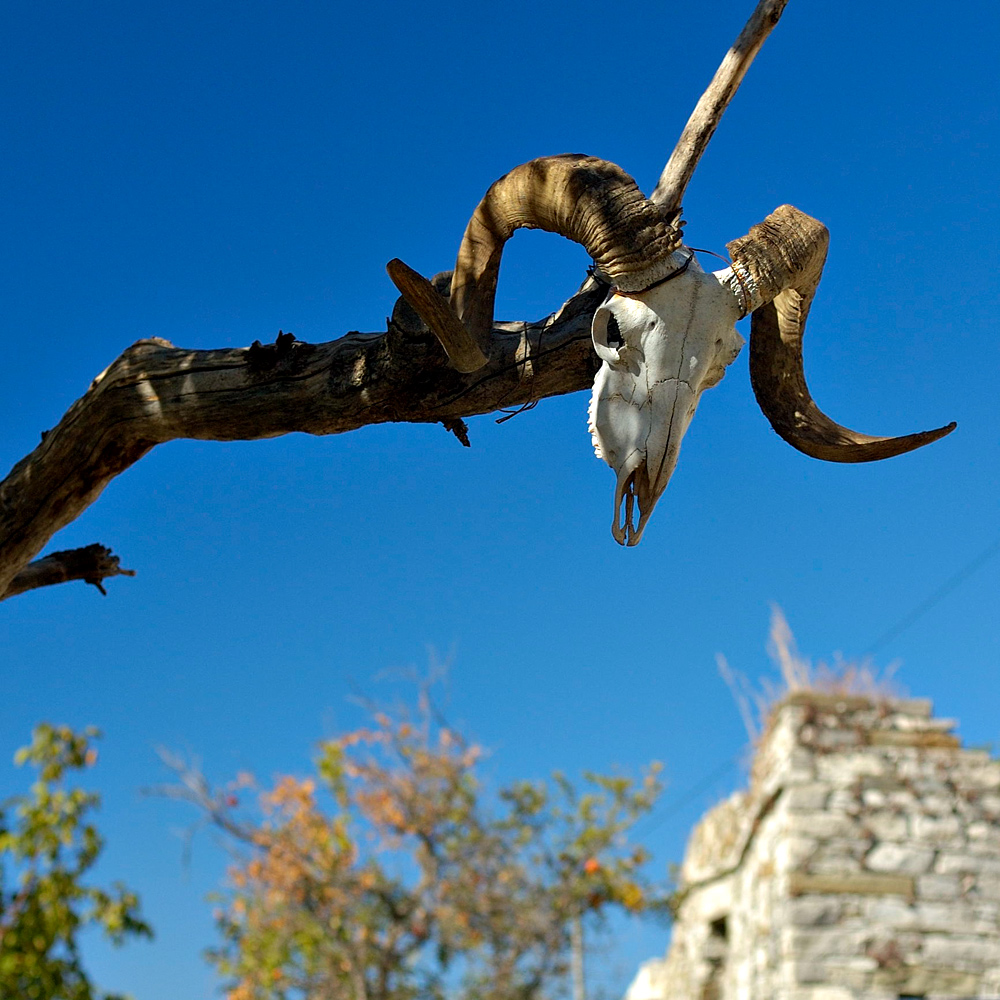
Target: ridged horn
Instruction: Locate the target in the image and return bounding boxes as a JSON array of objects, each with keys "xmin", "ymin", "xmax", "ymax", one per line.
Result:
[
  {"xmin": 727, "ymin": 205, "xmax": 956, "ymax": 462},
  {"xmin": 387, "ymin": 154, "xmax": 684, "ymax": 372}
]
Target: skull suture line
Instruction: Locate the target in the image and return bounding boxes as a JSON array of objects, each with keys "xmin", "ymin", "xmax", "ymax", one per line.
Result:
[{"xmin": 387, "ymin": 155, "xmax": 954, "ymax": 545}]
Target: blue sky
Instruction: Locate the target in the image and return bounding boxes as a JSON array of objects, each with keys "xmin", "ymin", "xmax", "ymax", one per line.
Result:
[{"xmin": 1, "ymin": 0, "xmax": 998, "ymax": 996}]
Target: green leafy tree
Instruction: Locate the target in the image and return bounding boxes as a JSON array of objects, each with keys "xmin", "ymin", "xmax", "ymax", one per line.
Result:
[
  {"xmin": 169, "ymin": 693, "xmax": 670, "ymax": 1000},
  {"xmin": 0, "ymin": 724, "xmax": 152, "ymax": 1000}
]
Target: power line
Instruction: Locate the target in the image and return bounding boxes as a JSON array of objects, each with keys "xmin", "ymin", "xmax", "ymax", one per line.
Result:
[
  {"xmin": 638, "ymin": 532, "xmax": 1000, "ymax": 844},
  {"xmin": 866, "ymin": 533, "xmax": 1000, "ymax": 654},
  {"xmin": 635, "ymin": 753, "xmax": 740, "ymax": 840}
]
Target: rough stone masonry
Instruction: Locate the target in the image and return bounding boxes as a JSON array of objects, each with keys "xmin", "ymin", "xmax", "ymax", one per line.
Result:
[{"xmin": 627, "ymin": 692, "xmax": 1000, "ymax": 1000}]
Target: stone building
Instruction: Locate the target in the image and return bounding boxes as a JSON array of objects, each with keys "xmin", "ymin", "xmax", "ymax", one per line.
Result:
[{"xmin": 627, "ymin": 692, "xmax": 1000, "ymax": 1000}]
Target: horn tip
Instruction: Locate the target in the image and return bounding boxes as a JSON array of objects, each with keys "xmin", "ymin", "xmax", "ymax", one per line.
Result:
[
  {"xmin": 385, "ymin": 257, "xmax": 414, "ymax": 284},
  {"xmin": 917, "ymin": 420, "xmax": 958, "ymax": 448}
]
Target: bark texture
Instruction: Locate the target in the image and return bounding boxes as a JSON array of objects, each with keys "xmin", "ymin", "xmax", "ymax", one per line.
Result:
[{"xmin": 0, "ymin": 285, "xmax": 605, "ymax": 596}]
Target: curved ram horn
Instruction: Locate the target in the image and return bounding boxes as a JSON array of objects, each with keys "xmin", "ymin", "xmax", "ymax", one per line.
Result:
[
  {"xmin": 726, "ymin": 205, "xmax": 956, "ymax": 462},
  {"xmin": 387, "ymin": 154, "xmax": 684, "ymax": 372}
]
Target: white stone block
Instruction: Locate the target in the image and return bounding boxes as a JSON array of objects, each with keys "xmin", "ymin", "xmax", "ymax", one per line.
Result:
[
  {"xmin": 827, "ymin": 790, "xmax": 862, "ymax": 816},
  {"xmin": 967, "ymin": 820, "xmax": 1000, "ymax": 842},
  {"xmin": 784, "ymin": 784, "xmax": 831, "ymax": 812},
  {"xmin": 887, "ymin": 790, "xmax": 918, "ymax": 809},
  {"xmin": 842, "ymin": 955, "xmax": 878, "ymax": 971},
  {"xmin": 936, "ymin": 852, "xmax": 1000, "ymax": 876},
  {"xmin": 863, "ymin": 812, "xmax": 908, "ymax": 841},
  {"xmin": 817, "ymin": 753, "xmax": 885, "ymax": 783},
  {"xmin": 896, "ymin": 757, "xmax": 929, "ymax": 780},
  {"xmin": 865, "ymin": 896, "xmax": 916, "ymax": 926},
  {"xmin": 821, "ymin": 837, "xmax": 874, "ymax": 857},
  {"xmin": 922, "ymin": 933, "xmax": 1000, "ymax": 967},
  {"xmin": 920, "ymin": 793, "xmax": 958, "ymax": 815},
  {"xmin": 790, "ymin": 962, "xmax": 829, "ymax": 985},
  {"xmin": 782, "ymin": 928, "xmax": 869, "ymax": 961},
  {"xmin": 788, "ymin": 897, "xmax": 843, "ymax": 926},
  {"xmin": 866, "ymin": 843, "xmax": 935, "ymax": 874},
  {"xmin": 910, "ymin": 780, "xmax": 951, "ymax": 799},
  {"xmin": 862, "ymin": 788, "xmax": 886, "ymax": 808},
  {"xmin": 971, "ymin": 899, "xmax": 1000, "ymax": 920},
  {"xmin": 809, "ymin": 959, "xmax": 874, "ymax": 991},
  {"xmin": 776, "ymin": 835, "xmax": 818, "ymax": 872},
  {"xmin": 910, "ymin": 813, "xmax": 964, "ymax": 843},
  {"xmin": 808, "ymin": 856, "xmax": 864, "ymax": 875},
  {"xmin": 891, "ymin": 713, "xmax": 953, "ymax": 731},
  {"xmin": 785, "ymin": 812, "xmax": 855, "ymax": 840},
  {"xmin": 914, "ymin": 900, "xmax": 981, "ymax": 933},
  {"xmin": 814, "ymin": 728, "xmax": 862, "ymax": 749},
  {"xmin": 957, "ymin": 769, "xmax": 1000, "ymax": 794},
  {"xmin": 786, "ymin": 749, "xmax": 817, "ymax": 783},
  {"xmin": 974, "ymin": 874, "xmax": 1000, "ymax": 899},
  {"xmin": 916, "ymin": 873, "xmax": 962, "ymax": 900}
]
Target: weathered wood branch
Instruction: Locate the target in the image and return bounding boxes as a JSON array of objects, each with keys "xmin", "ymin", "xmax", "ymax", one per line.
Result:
[
  {"xmin": 0, "ymin": 281, "xmax": 606, "ymax": 595},
  {"xmin": 1, "ymin": 544, "xmax": 136, "ymax": 601},
  {"xmin": 0, "ymin": 1, "xmax": 789, "ymax": 598},
  {"xmin": 652, "ymin": 0, "xmax": 789, "ymax": 213}
]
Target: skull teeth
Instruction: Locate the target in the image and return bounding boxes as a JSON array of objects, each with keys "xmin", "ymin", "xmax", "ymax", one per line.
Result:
[{"xmin": 587, "ymin": 392, "xmax": 604, "ymax": 460}]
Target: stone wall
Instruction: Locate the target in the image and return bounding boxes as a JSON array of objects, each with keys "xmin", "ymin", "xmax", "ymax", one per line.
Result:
[{"xmin": 627, "ymin": 692, "xmax": 1000, "ymax": 1000}]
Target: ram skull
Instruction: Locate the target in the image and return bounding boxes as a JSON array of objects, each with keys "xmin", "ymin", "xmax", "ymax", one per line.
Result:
[
  {"xmin": 587, "ymin": 251, "xmax": 745, "ymax": 544},
  {"xmin": 386, "ymin": 154, "xmax": 954, "ymax": 545}
]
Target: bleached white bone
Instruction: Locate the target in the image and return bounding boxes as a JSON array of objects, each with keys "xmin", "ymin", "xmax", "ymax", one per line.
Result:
[{"xmin": 588, "ymin": 252, "xmax": 745, "ymax": 545}]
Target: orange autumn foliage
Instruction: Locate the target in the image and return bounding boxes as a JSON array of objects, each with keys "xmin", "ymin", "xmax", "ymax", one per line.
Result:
[{"xmin": 172, "ymin": 693, "xmax": 670, "ymax": 1000}]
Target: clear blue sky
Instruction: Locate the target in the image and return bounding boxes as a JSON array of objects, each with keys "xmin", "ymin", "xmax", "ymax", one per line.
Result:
[{"xmin": 1, "ymin": 0, "xmax": 998, "ymax": 996}]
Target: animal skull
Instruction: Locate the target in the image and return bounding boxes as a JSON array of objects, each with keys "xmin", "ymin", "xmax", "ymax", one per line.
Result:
[
  {"xmin": 387, "ymin": 155, "xmax": 955, "ymax": 546},
  {"xmin": 588, "ymin": 253, "xmax": 745, "ymax": 545}
]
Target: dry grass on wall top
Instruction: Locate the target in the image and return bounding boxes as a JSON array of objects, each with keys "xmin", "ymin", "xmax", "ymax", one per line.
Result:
[{"xmin": 717, "ymin": 606, "xmax": 905, "ymax": 745}]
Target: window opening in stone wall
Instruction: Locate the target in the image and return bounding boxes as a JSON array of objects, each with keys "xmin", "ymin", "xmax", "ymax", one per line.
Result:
[{"xmin": 700, "ymin": 916, "xmax": 729, "ymax": 1000}]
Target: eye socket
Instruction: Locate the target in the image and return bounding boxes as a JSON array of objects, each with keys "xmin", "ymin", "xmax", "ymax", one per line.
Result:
[
  {"xmin": 606, "ymin": 313, "xmax": 624, "ymax": 350},
  {"xmin": 591, "ymin": 304, "xmax": 627, "ymax": 364}
]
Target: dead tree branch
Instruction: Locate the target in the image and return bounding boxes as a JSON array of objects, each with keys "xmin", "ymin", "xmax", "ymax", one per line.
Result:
[
  {"xmin": 0, "ymin": 287, "xmax": 605, "ymax": 596},
  {"xmin": 652, "ymin": 0, "xmax": 789, "ymax": 214},
  {"xmin": 1, "ymin": 544, "xmax": 136, "ymax": 601},
  {"xmin": 0, "ymin": 1, "xmax": 788, "ymax": 598}
]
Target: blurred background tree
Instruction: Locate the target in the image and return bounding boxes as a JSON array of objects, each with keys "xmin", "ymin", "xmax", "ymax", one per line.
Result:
[
  {"xmin": 166, "ymin": 688, "xmax": 670, "ymax": 1000},
  {"xmin": 0, "ymin": 724, "xmax": 151, "ymax": 1000}
]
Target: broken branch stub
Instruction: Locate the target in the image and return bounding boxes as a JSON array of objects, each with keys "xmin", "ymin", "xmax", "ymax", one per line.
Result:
[{"xmin": 2, "ymin": 544, "xmax": 136, "ymax": 601}]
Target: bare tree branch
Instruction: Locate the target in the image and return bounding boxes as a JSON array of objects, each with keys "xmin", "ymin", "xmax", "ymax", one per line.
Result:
[
  {"xmin": 0, "ymin": 1, "xmax": 794, "ymax": 598},
  {"xmin": 1, "ymin": 543, "xmax": 136, "ymax": 601},
  {"xmin": 0, "ymin": 283, "xmax": 605, "ymax": 595},
  {"xmin": 652, "ymin": 0, "xmax": 789, "ymax": 214}
]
